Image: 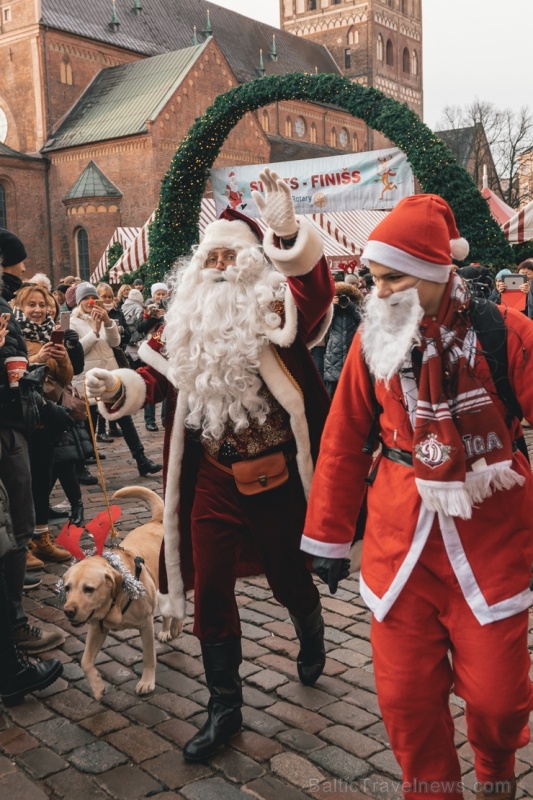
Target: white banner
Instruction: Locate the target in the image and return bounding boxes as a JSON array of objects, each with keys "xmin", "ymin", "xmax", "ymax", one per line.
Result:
[{"xmin": 211, "ymin": 147, "xmax": 414, "ymax": 217}]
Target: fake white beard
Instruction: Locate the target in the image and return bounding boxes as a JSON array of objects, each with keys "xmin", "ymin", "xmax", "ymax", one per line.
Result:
[
  {"xmin": 360, "ymin": 286, "xmax": 424, "ymax": 383},
  {"xmin": 164, "ymin": 248, "xmax": 286, "ymax": 441}
]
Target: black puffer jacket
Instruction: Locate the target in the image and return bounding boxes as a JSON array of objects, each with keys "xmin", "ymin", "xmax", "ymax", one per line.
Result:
[
  {"xmin": 0, "ymin": 295, "xmax": 30, "ymax": 430},
  {"xmin": 323, "ymin": 282, "xmax": 362, "ymax": 384}
]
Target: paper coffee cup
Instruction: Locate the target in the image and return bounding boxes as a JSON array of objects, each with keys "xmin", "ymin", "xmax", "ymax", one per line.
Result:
[{"xmin": 5, "ymin": 356, "xmax": 28, "ymax": 388}]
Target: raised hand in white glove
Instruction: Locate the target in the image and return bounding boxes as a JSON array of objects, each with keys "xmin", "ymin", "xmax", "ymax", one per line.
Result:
[
  {"xmin": 85, "ymin": 368, "xmax": 120, "ymax": 400},
  {"xmin": 251, "ymin": 168, "xmax": 298, "ymax": 239}
]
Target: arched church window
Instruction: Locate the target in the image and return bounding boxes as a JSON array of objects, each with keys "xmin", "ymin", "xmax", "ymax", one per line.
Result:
[
  {"xmin": 76, "ymin": 228, "xmax": 90, "ymax": 281},
  {"xmin": 386, "ymin": 38, "xmax": 394, "ymax": 66},
  {"xmin": 377, "ymin": 34, "xmax": 384, "ymax": 61}
]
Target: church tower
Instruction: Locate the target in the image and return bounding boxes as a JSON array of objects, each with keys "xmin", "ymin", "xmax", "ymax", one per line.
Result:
[{"xmin": 280, "ymin": 0, "xmax": 423, "ymax": 147}]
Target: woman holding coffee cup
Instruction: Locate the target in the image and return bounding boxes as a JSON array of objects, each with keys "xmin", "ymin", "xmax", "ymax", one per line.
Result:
[{"xmin": 12, "ymin": 285, "xmax": 74, "ymax": 569}]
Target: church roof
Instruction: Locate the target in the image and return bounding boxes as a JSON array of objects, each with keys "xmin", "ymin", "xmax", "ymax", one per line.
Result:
[
  {"xmin": 64, "ymin": 160, "xmax": 122, "ymax": 199},
  {"xmin": 40, "ymin": 0, "xmax": 339, "ymax": 82},
  {"xmin": 267, "ymin": 135, "xmax": 347, "ymax": 163},
  {"xmin": 43, "ymin": 45, "xmax": 207, "ymax": 151},
  {"xmin": 0, "ymin": 142, "xmax": 44, "ymax": 161},
  {"xmin": 436, "ymin": 125, "xmax": 478, "ymax": 167}
]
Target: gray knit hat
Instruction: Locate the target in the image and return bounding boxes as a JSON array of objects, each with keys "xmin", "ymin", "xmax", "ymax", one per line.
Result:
[{"xmin": 75, "ymin": 282, "xmax": 98, "ymax": 305}]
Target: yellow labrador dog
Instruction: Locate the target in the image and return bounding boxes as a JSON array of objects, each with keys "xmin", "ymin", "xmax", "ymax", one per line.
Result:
[{"xmin": 61, "ymin": 486, "xmax": 182, "ymax": 700}]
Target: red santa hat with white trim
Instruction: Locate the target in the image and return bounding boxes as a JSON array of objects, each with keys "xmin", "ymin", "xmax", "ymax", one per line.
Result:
[{"xmin": 361, "ymin": 194, "xmax": 469, "ymax": 284}]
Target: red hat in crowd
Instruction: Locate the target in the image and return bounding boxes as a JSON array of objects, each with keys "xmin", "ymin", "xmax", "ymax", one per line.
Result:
[{"xmin": 361, "ymin": 194, "xmax": 470, "ymax": 284}]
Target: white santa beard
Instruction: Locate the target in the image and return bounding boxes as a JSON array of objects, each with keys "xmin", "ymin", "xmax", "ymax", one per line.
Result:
[
  {"xmin": 360, "ymin": 286, "xmax": 424, "ymax": 383},
  {"xmin": 164, "ymin": 251, "xmax": 283, "ymax": 441}
]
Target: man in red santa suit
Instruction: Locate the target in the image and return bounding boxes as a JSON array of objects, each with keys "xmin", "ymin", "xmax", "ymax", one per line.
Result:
[
  {"xmin": 85, "ymin": 169, "xmax": 334, "ymax": 762},
  {"xmin": 302, "ymin": 194, "xmax": 533, "ymax": 800}
]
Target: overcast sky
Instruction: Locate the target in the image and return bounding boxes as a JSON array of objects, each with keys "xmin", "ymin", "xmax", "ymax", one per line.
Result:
[{"xmin": 213, "ymin": 0, "xmax": 532, "ymax": 130}]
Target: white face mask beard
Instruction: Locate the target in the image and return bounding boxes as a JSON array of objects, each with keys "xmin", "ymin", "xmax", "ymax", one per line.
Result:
[{"xmin": 361, "ymin": 286, "xmax": 424, "ymax": 383}]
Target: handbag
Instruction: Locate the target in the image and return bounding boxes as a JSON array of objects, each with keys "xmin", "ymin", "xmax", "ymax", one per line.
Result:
[
  {"xmin": 231, "ymin": 451, "xmax": 289, "ymax": 495},
  {"xmin": 60, "ymin": 383, "xmax": 87, "ymax": 422},
  {"xmin": 43, "ymin": 372, "xmax": 64, "ymax": 403}
]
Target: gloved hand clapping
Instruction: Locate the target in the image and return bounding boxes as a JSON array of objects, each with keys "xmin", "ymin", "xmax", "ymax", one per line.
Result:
[
  {"xmin": 313, "ymin": 556, "xmax": 351, "ymax": 594},
  {"xmin": 85, "ymin": 368, "xmax": 119, "ymax": 400},
  {"xmin": 64, "ymin": 328, "xmax": 80, "ymax": 349},
  {"xmin": 251, "ymin": 168, "xmax": 298, "ymax": 239}
]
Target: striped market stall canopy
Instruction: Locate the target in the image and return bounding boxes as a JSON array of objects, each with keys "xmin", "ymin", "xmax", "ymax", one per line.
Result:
[
  {"xmin": 91, "ymin": 226, "xmax": 142, "ymax": 283},
  {"xmin": 108, "ymin": 212, "xmax": 156, "ymax": 282},
  {"xmin": 501, "ymin": 200, "xmax": 533, "ymax": 244},
  {"xmin": 104, "ymin": 200, "xmax": 389, "ymax": 282}
]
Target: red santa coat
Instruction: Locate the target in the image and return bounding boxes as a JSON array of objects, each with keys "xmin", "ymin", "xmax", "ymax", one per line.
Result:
[
  {"xmin": 99, "ymin": 219, "xmax": 334, "ymax": 621},
  {"xmin": 301, "ymin": 306, "xmax": 533, "ymax": 625}
]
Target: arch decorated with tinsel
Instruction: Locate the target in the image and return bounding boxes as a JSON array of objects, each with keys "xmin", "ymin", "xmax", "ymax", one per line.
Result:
[{"xmin": 147, "ymin": 72, "xmax": 513, "ymax": 281}]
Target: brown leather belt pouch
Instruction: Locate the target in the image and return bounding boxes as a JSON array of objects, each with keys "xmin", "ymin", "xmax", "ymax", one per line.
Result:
[{"xmin": 231, "ymin": 451, "xmax": 289, "ymax": 495}]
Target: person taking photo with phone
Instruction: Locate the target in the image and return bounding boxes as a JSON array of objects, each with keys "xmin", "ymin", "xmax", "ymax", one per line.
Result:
[{"xmin": 70, "ymin": 283, "xmax": 161, "ymax": 477}]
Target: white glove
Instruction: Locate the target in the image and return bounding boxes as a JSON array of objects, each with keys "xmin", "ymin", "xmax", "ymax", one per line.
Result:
[
  {"xmin": 251, "ymin": 168, "xmax": 298, "ymax": 239},
  {"xmin": 85, "ymin": 368, "xmax": 120, "ymax": 400}
]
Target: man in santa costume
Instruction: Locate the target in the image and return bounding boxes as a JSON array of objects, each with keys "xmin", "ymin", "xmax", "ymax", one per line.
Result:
[
  {"xmin": 85, "ymin": 169, "xmax": 334, "ymax": 761},
  {"xmin": 302, "ymin": 194, "xmax": 533, "ymax": 800}
]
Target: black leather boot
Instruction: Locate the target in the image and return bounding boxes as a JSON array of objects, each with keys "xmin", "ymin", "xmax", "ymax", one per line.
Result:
[
  {"xmin": 0, "ymin": 563, "xmax": 63, "ymax": 706},
  {"xmin": 134, "ymin": 450, "xmax": 163, "ymax": 477},
  {"xmin": 183, "ymin": 639, "xmax": 243, "ymax": 762},
  {"xmin": 0, "ymin": 649, "xmax": 63, "ymax": 707},
  {"xmin": 69, "ymin": 501, "xmax": 85, "ymax": 527},
  {"xmin": 289, "ymin": 601, "xmax": 326, "ymax": 686}
]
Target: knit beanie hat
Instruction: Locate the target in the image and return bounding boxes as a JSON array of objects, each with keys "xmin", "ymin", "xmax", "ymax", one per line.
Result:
[
  {"xmin": 126, "ymin": 289, "xmax": 145, "ymax": 305},
  {"xmin": 65, "ymin": 285, "xmax": 78, "ymax": 309},
  {"xmin": 0, "ymin": 228, "xmax": 27, "ymax": 267},
  {"xmin": 361, "ymin": 194, "xmax": 469, "ymax": 284},
  {"xmin": 75, "ymin": 282, "xmax": 98, "ymax": 305},
  {"xmin": 150, "ymin": 282, "xmax": 168, "ymax": 298},
  {"xmin": 495, "ymin": 268, "xmax": 513, "ymax": 281}
]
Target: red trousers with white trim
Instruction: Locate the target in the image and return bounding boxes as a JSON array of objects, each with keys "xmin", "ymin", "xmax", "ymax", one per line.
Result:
[{"xmin": 371, "ymin": 522, "xmax": 533, "ymax": 799}]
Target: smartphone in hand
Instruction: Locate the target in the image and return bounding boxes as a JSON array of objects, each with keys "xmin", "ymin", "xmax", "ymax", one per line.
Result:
[{"xmin": 50, "ymin": 329, "xmax": 65, "ymax": 345}]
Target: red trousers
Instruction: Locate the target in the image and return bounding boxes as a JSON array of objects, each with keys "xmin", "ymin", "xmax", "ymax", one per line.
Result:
[
  {"xmin": 190, "ymin": 454, "xmax": 319, "ymax": 642},
  {"xmin": 371, "ymin": 522, "xmax": 533, "ymax": 799}
]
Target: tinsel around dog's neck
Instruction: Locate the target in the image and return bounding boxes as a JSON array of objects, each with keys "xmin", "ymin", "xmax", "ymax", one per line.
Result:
[{"xmin": 55, "ymin": 548, "xmax": 146, "ymax": 603}]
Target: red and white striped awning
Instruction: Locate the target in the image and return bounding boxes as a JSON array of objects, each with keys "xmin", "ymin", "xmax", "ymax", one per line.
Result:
[
  {"xmin": 108, "ymin": 212, "xmax": 156, "ymax": 282},
  {"xmin": 501, "ymin": 200, "xmax": 533, "ymax": 244},
  {"xmin": 91, "ymin": 226, "xmax": 142, "ymax": 283},
  {"xmin": 104, "ymin": 200, "xmax": 388, "ymax": 281},
  {"xmin": 311, "ymin": 209, "xmax": 388, "ymax": 254},
  {"xmin": 481, "ymin": 187, "xmax": 516, "ymax": 226}
]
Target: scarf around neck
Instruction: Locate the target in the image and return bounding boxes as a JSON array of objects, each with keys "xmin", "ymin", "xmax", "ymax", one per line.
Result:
[
  {"xmin": 13, "ymin": 307, "xmax": 55, "ymax": 343},
  {"xmin": 407, "ymin": 274, "xmax": 524, "ymax": 519}
]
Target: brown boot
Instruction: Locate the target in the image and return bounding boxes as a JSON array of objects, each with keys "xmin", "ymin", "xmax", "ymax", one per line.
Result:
[
  {"xmin": 26, "ymin": 550, "xmax": 44, "ymax": 570},
  {"xmin": 476, "ymin": 777, "xmax": 516, "ymax": 800},
  {"xmin": 30, "ymin": 530, "xmax": 71, "ymax": 563}
]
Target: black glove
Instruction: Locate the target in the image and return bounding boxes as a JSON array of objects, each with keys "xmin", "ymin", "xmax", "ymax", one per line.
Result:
[
  {"xmin": 64, "ymin": 329, "xmax": 80, "ymax": 348},
  {"xmin": 313, "ymin": 556, "xmax": 351, "ymax": 594},
  {"xmin": 39, "ymin": 398, "xmax": 76, "ymax": 433}
]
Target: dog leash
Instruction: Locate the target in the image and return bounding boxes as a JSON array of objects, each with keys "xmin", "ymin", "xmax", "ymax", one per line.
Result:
[{"xmin": 83, "ymin": 390, "xmax": 121, "ymax": 544}]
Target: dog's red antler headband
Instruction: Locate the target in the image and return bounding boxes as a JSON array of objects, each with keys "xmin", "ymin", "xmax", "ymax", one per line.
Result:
[{"xmin": 56, "ymin": 506, "xmax": 122, "ymax": 560}]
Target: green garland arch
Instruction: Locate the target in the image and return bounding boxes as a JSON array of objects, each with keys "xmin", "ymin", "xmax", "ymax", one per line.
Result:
[{"xmin": 147, "ymin": 72, "xmax": 514, "ymax": 281}]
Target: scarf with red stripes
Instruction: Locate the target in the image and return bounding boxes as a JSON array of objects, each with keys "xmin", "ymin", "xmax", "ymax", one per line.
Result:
[{"xmin": 411, "ymin": 274, "xmax": 524, "ymax": 519}]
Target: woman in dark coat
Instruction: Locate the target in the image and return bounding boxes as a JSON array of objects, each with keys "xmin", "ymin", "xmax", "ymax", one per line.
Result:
[{"xmin": 323, "ymin": 281, "xmax": 362, "ymax": 398}]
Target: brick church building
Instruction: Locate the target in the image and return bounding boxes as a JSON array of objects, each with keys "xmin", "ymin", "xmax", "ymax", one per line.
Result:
[{"xmin": 0, "ymin": 0, "xmax": 423, "ymax": 283}]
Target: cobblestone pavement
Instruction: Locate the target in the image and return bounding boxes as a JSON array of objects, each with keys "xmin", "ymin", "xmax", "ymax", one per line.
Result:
[{"xmin": 1, "ymin": 415, "xmax": 533, "ymax": 800}]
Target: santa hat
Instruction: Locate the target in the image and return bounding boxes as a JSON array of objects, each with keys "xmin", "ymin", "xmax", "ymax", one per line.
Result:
[
  {"xmin": 195, "ymin": 207, "xmax": 263, "ymax": 263},
  {"xmin": 361, "ymin": 194, "xmax": 469, "ymax": 284}
]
